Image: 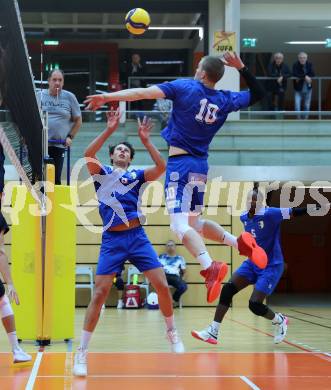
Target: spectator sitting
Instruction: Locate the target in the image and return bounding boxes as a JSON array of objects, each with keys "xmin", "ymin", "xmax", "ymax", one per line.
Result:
[
  {"xmin": 267, "ymin": 52, "xmax": 291, "ymax": 111},
  {"xmin": 292, "ymin": 52, "xmax": 315, "ymax": 119},
  {"xmin": 159, "ymin": 240, "xmax": 187, "ymax": 307},
  {"xmin": 113, "ymin": 271, "xmax": 125, "ymax": 309}
]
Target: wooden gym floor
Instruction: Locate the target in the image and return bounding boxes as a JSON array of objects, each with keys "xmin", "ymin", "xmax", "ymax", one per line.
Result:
[{"xmin": 0, "ymin": 307, "xmax": 330, "ymax": 389}]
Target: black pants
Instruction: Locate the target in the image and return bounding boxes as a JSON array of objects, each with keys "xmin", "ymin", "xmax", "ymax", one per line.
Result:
[
  {"xmin": 267, "ymin": 91, "xmax": 285, "ymax": 111},
  {"xmin": 48, "ymin": 146, "xmax": 65, "ymax": 185},
  {"xmin": 166, "ymin": 274, "xmax": 188, "ymax": 302}
]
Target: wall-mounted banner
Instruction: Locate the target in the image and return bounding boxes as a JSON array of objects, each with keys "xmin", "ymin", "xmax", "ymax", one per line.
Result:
[{"xmin": 213, "ymin": 31, "xmax": 236, "ymax": 54}]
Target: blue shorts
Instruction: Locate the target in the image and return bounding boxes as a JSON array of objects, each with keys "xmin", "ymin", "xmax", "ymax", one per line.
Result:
[
  {"xmin": 235, "ymin": 260, "xmax": 284, "ymax": 296},
  {"xmin": 165, "ymin": 155, "xmax": 208, "ymax": 214},
  {"xmin": 96, "ymin": 226, "xmax": 162, "ymax": 275}
]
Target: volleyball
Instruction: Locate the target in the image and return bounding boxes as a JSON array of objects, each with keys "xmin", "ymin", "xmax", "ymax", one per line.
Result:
[{"xmin": 125, "ymin": 8, "xmax": 151, "ymax": 35}]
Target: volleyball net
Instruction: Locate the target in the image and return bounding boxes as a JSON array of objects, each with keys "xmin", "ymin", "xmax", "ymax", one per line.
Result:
[{"xmin": 0, "ymin": 0, "xmax": 76, "ymax": 343}]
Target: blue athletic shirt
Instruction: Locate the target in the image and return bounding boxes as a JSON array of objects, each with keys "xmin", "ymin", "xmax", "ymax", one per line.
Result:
[
  {"xmin": 157, "ymin": 79, "xmax": 250, "ymax": 157},
  {"xmin": 93, "ymin": 165, "xmax": 145, "ymax": 229},
  {"xmin": 240, "ymin": 207, "xmax": 292, "ymax": 265}
]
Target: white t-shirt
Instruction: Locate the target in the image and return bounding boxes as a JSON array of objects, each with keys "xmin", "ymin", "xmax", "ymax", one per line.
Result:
[{"xmin": 158, "ymin": 254, "xmax": 186, "ymax": 277}]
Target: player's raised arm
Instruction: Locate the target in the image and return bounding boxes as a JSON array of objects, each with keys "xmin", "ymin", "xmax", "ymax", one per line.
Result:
[
  {"xmin": 291, "ymin": 203, "xmax": 331, "ymax": 218},
  {"xmin": 84, "ymin": 108, "xmax": 120, "ymax": 175},
  {"xmin": 84, "ymin": 86, "xmax": 165, "ymax": 111},
  {"xmin": 137, "ymin": 116, "xmax": 166, "ymax": 182},
  {"xmin": 222, "ymin": 51, "xmax": 265, "ymax": 105}
]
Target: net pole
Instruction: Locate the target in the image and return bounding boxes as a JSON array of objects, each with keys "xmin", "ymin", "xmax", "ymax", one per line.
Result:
[{"xmin": 40, "ymin": 42, "xmax": 43, "ymax": 111}]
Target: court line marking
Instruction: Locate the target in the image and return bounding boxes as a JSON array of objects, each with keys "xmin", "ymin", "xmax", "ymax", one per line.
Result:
[
  {"xmin": 25, "ymin": 351, "xmax": 43, "ymax": 390},
  {"xmin": 64, "ymin": 340, "xmax": 73, "ymax": 390},
  {"xmin": 18, "ymin": 374, "xmax": 331, "ymax": 379},
  {"xmin": 287, "ymin": 314, "xmax": 331, "ymax": 330},
  {"xmin": 290, "ymin": 309, "xmax": 331, "ymax": 321},
  {"xmin": 229, "ymin": 318, "xmax": 331, "ymax": 362},
  {"xmin": 0, "ymin": 351, "xmax": 309, "ymax": 355},
  {"xmin": 240, "ymin": 376, "xmax": 261, "ymax": 390}
]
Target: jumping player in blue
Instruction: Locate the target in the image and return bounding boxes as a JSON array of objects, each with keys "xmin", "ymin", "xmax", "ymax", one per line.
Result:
[
  {"xmin": 191, "ymin": 183, "xmax": 322, "ymax": 345},
  {"xmin": 85, "ymin": 52, "xmax": 267, "ymax": 304},
  {"xmin": 73, "ymin": 110, "xmax": 184, "ymax": 377}
]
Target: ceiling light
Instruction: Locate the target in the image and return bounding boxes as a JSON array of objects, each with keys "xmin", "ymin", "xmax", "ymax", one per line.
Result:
[
  {"xmin": 149, "ymin": 26, "xmax": 204, "ymax": 40},
  {"xmin": 285, "ymin": 41, "xmax": 326, "ymax": 45}
]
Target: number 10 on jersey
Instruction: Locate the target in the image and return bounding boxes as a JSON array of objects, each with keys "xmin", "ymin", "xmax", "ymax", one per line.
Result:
[{"xmin": 195, "ymin": 98, "xmax": 219, "ymax": 124}]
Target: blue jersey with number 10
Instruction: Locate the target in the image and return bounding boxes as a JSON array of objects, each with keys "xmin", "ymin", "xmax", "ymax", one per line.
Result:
[{"xmin": 157, "ymin": 79, "xmax": 250, "ymax": 157}]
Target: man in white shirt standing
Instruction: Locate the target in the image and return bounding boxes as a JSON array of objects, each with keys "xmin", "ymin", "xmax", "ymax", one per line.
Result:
[{"xmin": 159, "ymin": 240, "xmax": 187, "ymax": 307}]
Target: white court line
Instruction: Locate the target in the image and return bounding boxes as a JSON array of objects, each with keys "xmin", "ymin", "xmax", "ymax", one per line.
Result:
[
  {"xmin": 240, "ymin": 376, "xmax": 261, "ymax": 390},
  {"xmin": 1, "ymin": 375, "xmax": 328, "ymax": 379},
  {"xmin": 25, "ymin": 352, "xmax": 43, "ymax": 390}
]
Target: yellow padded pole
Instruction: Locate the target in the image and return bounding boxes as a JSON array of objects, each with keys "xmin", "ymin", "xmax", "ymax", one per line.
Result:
[{"xmin": 11, "ymin": 186, "xmax": 43, "ymax": 340}]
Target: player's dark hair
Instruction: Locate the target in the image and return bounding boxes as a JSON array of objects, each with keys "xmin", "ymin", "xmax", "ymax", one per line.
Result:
[
  {"xmin": 109, "ymin": 141, "xmax": 135, "ymax": 165},
  {"xmin": 253, "ymin": 182, "xmax": 259, "ymax": 192},
  {"xmin": 48, "ymin": 68, "xmax": 65, "ymax": 79},
  {"xmin": 201, "ymin": 56, "xmax": 225, "ymax": 83}
]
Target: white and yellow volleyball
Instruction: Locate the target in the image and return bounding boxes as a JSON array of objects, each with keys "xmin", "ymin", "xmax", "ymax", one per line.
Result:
[{"xmin": 125, "ymin": 8, "xmax": 151, "ymax": 35}]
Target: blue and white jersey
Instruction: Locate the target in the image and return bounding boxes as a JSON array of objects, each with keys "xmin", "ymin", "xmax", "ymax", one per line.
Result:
[
  {"xmin": 158, "ymin": 253, "xmax": 186, "ymax": 277},
  {"xmin": 93, "ymin": 165, "xmax": 145, "ymax": 229},
  {"xmin": 240, "ymin": 207, "xmax": 292, "ymax": 265},
  {"xmin": 157, "ymin": 79, "xmax": 250, "ymax": 157}
]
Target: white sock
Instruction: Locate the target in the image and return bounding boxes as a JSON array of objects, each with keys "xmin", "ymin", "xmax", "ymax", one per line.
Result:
[
  {"xmin": 210, "ymin": 321, "xmax": 220, "ymax": 335},
  {"xmin": 197, "ymin": 251, "xmax": 213, "ymax": 270},
  {"xmin": 7, "ymin": 331, "xmax": 20, "ymax": 351},
  {"xmin": 80, "ymin": 330, "xmax": 92, "ymax": 350},
  {"xmin": 272, "ymin": 313, "xmax": 282, "ymax": 324},
  {"xmin": 165, "ymin": 315, "xmax": 175, "ymax": 331},
  {"xmin": 222, "ymin": 231, "xmax": 238, "ymax": 249}
]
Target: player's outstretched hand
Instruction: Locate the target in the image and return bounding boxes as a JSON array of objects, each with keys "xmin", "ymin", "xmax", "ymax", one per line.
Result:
[
  {"xmin": 106, "ymin": 107, "xmax": 121, "ymax": 131},
  {"xmin": 84, "ymin": 94, "xmax": 106, "ymax": 111},
  {"xmin": 138, "ymin": 116, "xmax": 153, "ymax": 145},
  {"xmin": 222, "ymin": 51, "xmax": 245, "ymax": 70},
  {"xmin": 7, "ymin": 284, "xmax": 20, "ymax": 305}
]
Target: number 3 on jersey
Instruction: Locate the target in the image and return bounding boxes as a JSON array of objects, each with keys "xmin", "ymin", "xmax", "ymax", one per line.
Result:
[{"xmin": 195, "ymin": 98, "xmax": 219, "ymax": 124}]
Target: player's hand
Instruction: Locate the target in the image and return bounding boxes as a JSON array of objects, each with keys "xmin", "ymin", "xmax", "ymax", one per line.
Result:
[
  {"xmin": 138, "ymin": 116, "xmax": 153, "ymax": 145},
  {"xmin": 277, "ymin": 76, "xmax": 283, "ymax": 84},
  {"xmin": 106, "ymin": 108, "xmax": 121, "ymax": 131},
  {"xmin": 7, "ymin": 284, "xmax": 20, "ymax": 305},
  {"xmin": 222, "ymin": 51, "xmax": 245, "ymax": 70},
  {"xmin": 65, "ymin": 137, "xmax": 73, "ymax": 147},
  {"xmin": 84, "ymin": 94, "xmax": 106, "ymax": 111}
]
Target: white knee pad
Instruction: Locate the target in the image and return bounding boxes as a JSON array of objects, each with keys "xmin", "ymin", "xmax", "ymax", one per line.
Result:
[
  {"xmin": 190, "ymin": 217, "xmax": 205, "ymax": 234},
  {"xmin": 0, "ymin": 295, "xmax": 14, "ymax": 318},
  {"xmin": 169, "ymin": 213, "xmax": 193, "ymax": 241}
]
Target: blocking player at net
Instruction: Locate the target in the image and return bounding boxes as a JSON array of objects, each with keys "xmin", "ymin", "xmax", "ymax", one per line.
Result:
[
  {"xmin": 73, "ymin": 110, "xmax": 184, "ymax": 377},
  {"xmin": 85, "ymin": 52, "xmax": 268, "ymax": 304},
  {"xmin": 0, "ymin": 145, "xmax": 31, "ymax": 364},
  {"xmin": 191, "ymin": 183, "xmax": 327, "ymax": 345}
]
